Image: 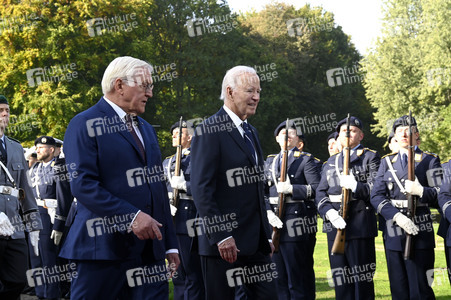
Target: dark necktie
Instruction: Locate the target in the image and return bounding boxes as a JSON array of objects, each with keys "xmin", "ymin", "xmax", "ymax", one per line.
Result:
[
  {"xmin": 401, "ymin": 153, "xmax": 407, "ymax": 170},
  {"xmin": 0, "ymin": 139, "xmax": 7, "ymax": 164},
  {"xmin": 241, "ymin": 122, "xmax": 256, "ymax": 164},
  {"xmin": 125, "ymin": 114, "xmax": 146, "ymax": 162}
]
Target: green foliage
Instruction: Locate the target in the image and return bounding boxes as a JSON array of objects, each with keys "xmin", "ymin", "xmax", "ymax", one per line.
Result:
[{"xmin": 362, "ymin": 0, "xmax": 451, "ymax": 159}]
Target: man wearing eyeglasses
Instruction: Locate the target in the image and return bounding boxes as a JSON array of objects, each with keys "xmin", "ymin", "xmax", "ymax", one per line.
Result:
[{"xmin": 60, "ymin": 56, "xmax": 179, "ymax": 300}]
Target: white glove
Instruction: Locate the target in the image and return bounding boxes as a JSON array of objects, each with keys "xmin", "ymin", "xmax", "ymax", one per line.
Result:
[
  {"xmin": 340, "ymin": 173, "xmax": 358, "ymax": 192},
  {"xmin": 266, "ymin": 210, "xmax": 283, "ymax": 229},
  {"xmin": 171, "ymin": 175, "xmax": 187, "ymax": 191},
  {"xmin": 47, "ymin": 207, "xmax": 56, "ymax": 224},
  {"xmin": 30, "ymin": 231, "xmax": 40, "ymax": 256},
  {"xmin": 50, "ymin": 230, "xmax": 63, "ymax": 246},
  {"xmin": 405, "ymin": 178, "xmax": 424, "ymax": 197},
  {"xmin": 325, "ymin": 209, "xmax": 346, "ymax": 229},
  {"xmin": 0, "ymin": 212, "xmax": 15, "ymax": 236},
  {"xmin": 276, "ymin": 178, "xmax": 293, "ymax": 195},
  {"xmin": 393, "ymin": 212, "xmax": 419, "ymax": 235},
  {"xmin": 170, "ymin": 204, "xmax": 177, "ymax": 217}
]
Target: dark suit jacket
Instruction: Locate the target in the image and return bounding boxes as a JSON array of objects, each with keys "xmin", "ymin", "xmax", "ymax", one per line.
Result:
[
  {"xmin": 190, "ymin": 107, "xmax": 271, "ymax": 256},
  {"xmin": 60, "ymin": 97, "xmax": 177, "ymax": 261}
]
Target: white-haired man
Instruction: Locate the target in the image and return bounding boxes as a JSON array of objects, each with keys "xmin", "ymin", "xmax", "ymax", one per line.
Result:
[{"xmin": 59, "ymin": 56, "xmax": 179, "ymax": 299}]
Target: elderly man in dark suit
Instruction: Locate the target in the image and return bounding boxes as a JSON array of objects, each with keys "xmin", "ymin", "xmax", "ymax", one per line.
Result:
[
  {"xmin": 191, "ymin": 66, "xmax": 278, "ymax": 300},
  {"xmin": 60, "ymin": 56, "xmax": 179, "ymax": 300}
]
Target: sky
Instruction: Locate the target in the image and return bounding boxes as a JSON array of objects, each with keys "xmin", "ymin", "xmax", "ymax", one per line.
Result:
[{"xmin": 226, "ymin": 0, "xmax": 385, "ymax": 56}]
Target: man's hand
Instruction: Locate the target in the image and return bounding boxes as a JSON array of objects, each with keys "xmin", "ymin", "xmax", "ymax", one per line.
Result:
[
  {"xmin": 47, "ymin": 207, "xmax": 56, "ymax": 224},
  {"xmin": 0, "ymin": 212, "xmax": 15, "ymax": 236},
  {"xmin": 171, "ymin": 175, "xmax": 187, "ymax": 191},
  {"xmin": 393, "ymin": 212, "xmax": 419, "ymax": 235},
  {"xmin": 325, "ymin": 209, "xmax": 346, "ymax": 229},
  {"xmin": 217, "ymin": 237, "xmax": 240, "ymax": 263},
  {"xmin": 405, "ymin": 178, "xmax": 424, "ymax": 197},
  {"xmin": 131, "ymin": 211, "xmax": 163, "ymax": 240},
  {"xmin": 276, "ymin": 178, "xmax": 293, "ymax": 195},
  {"xmin": 30, "ymin": 231, "xmax": 40, "ymax": 256},
  {"xmin": 266, "ymin": 210, "xmax": 283, "ymax": 229},
  {"xmin": 50, "ymin": 230, "xmax": 63, "ymax": 246},
  {"xmin": 170, "ymin": 204, "xmax": 177, "ymax": 217},
  {"xmin": 339, "ymin": 173, "xmax": 358, "ymax": 192},
  {"xmin": 269, "ymin": 241, "xmax": 275, "ymax": 257},
  {"xmin": 166, "ymin": 253, "xmax": 180, "ymax": 279}
]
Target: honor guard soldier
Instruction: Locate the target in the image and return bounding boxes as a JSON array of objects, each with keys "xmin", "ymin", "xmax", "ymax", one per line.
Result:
[
  {"xmin": 438, "ymin": 160, "xmax": 451, "ymax": 285},
  {"xmin": 29, "ymin": 136, "xmax": 73, "ymax": 300},
  {"xmin": 0, "ymin": 95, "xmax": 42, "ymax": 299},
  {"xmin": 265, "ymin": 120, "xmax": 320, "ymax": 300},
  {"xmin": 163, "ymin": 120, "xmax": 204, "ymax": 300},
  {"xmin": 315, "ymin": 116, "xmax": 380, "ymax": 300},
  {"xmin": 371, "ymin": 115, "xmax": 441, "ymax": 299}
]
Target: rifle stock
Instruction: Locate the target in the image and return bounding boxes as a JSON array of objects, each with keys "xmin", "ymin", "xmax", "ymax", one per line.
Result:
[
  {"xmin": 331, "ymin": 114, "xmax": 351, "ymax": 255},
  {"xmin": 404, "ymin": 111, "xmax": 417, "ymax": 260},
  {"xmin": 171, "ymin": 117, "xmax": 183, "ymax": 213},
  {"xmin": 272, "ymin": 118, "xmax": 289, "ymax": 252}
]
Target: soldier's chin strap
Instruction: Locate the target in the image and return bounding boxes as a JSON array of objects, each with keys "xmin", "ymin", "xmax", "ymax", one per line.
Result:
[{"xmin": 0, "ymin": 160, "xmax": 16, "ymax": 187}]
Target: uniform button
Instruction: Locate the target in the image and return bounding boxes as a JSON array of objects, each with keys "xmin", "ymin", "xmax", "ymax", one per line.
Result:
[{"xmin": 185, "ymin": 206, "xmax": 188, "ymax": 210}]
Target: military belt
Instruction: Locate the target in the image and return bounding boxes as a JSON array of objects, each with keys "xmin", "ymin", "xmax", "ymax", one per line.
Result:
[
  {"xmin": 179, "ymin": 192, "xmax": 193, "ymax": 201},
  {"xmin": 269, "ymin": 196, "xmax": 309, "ymax": 204},
  {"xmin": 390, "ymin": 199, "xmax": 427, "ymax": 208},
  {"xmin": 0, "ymin": 185, "xmax": 19, "ymax": 197},
  {"xmin": 36, "ymin": 198, "xmax": 58, "ymax": 208},
  {"xmin": 328, "ymin": 194, "xmax": 358, "ymax": 203}
]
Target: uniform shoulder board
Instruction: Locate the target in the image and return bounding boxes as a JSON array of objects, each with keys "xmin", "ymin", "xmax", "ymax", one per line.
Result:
[
  {"xmin": 330, "ymin": 152, "xmax": 340, "ymax": 158},
  {"xmin": 165, "ymin": 154, "xmax": 175, "ymax": 159},
  {"xmin": 363, "ymin": 148, "xmax": 377, "ymax": 153},
  {"xmin": 423, "ymin": 151, "xmax": 438, "ymax": 158},
  {"xmin": 6, "ymin": 136, "xmax": 21, "ymax": 144},
  {"xmin": 294, "ymin": 151, "xmax": 302, "ymax": 157},
  {"xmin": 381, "ymin": 152, "xmax": 397, "ymax": 159},
  {"xmin": 267, "ymin": 154, "xmax": 276, "ymax": 158},
  {"xmin": 299, "ymin": 151, "xmax": 311, "ymax": 157}
]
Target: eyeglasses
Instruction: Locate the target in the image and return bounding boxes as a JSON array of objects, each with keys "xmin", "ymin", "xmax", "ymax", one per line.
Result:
[{"xmin": 122, "ymin": 79, "xmax": 154, "ymax": 91}]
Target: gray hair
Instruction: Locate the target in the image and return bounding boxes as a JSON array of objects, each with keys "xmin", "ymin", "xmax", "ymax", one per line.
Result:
[
  {"xmin": 219, "ymin": 65, "xmax": 258, "ymax": 100},
  {"xmin": 101, "ymin": 56, "xmax": 153, "ymax": 94}
]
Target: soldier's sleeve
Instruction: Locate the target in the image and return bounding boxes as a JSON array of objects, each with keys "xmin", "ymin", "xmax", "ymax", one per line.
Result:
[
  {"xmin": 292, "ymin": 155, "xmax": 320, "ymax": 200},
  {"xmin": 353, "ymin": 150, "xmax": 381, "ymax": 202},
  {"xmin": 315, "ymin": 160, "xmax": 335, "ymax": 218},
  {"xmin": 264, "ymin": 156, "xmax": 274, "ymax": 211},
  {"xmin": 438, "ymin": 161, "xmax": 451, "ymax": 223},
  {"xmin": 419, "ymin": 153, "xmax": 442, "ymax": 205},
  {"xmin": 370, "ymin": 158, "xmax": 399, "ymax": 220},
  {"xmin": 53, "ymin": 159, "xmax": 74, "ymax": 232}
]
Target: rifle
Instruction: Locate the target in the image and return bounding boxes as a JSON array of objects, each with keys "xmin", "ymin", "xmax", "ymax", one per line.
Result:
[
  {"xmin": 331, "ymin": 113, "xmax": 351, "ymax": 255},
  {"xmin": 404, "ymin": 111, "xmax": 417, "ymax": 260},
  {"xmin": 171, "ymin": 116, "xmax": 183, "ymax": 213},
  {"xmin": 272, "ymin": 118, "xmax": 290, "ymax": 252}
]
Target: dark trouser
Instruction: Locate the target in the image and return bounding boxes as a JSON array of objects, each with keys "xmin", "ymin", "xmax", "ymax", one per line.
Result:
[
  {"xmin": 70, "ymin": 258, "xmax": 168, "ymax": 300},
  {"xmin": 0, "ymin": 238, "xmax": 28, "ymax": 300},
  {"xmin": 172, "ymin": 254, "xmax": 186, "ymax": 300},
  {"xmin": 385, "ymin": 248, "xmax": 435, "ymax": 300},
  {"xmin": 273, "ymin": 238, "xmax": 316, "ymax": 300},
  {"xmin": 28, "ymin": 211, "xmax": 61, "ymax": 299},
  {"xmin": 201, "ymin": 251, "xmax": 278, "ymax": 300},
  {"xmin": 177, "ymin": 234, "xmax": 205, "ymax": 300},
  {"xmin": 327, "ymin": 238, "xmax": 376, "ymax": 300},
  {"xmin": 445, "ymin": 246, "xmax": 451, "ymax": 286}
]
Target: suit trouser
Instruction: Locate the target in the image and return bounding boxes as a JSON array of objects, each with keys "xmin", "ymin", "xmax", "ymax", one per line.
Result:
[
  {"xmin": 177, "ymin": 234, "xmax": 205, "ymax": 300},
  {"xmin": 327, "ymin": 238, "xmax": 376, "ymax": 300},
  {"xmin": 273, "ymin": 237, "xmax": 316, "ymax": 300},
  {"xmin": 200, "ymin": 251, "xmax": 278, "ymax": 300},
  {"xmin": 172, "ymin": 251, "xmax": 186, "ymax": 300},
  {"xmin": 385, "ymin": 248, "xmax": 435, "ymax": 300},
  {"xmin": 28, "ymin": 210, "xmax": 60, "ymax": 299},
  {"xmin": 0, "ymin": 238, "xmax": 28, "ymax": 300},
  {"xmin": 70, "ymin": 258, "xmax": 168, "ymax": 300}
]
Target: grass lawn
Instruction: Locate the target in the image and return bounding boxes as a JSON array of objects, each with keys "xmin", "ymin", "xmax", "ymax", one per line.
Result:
[{"xmin": 170, "ymin": 212, "xmax": 450, "ymax": 299}]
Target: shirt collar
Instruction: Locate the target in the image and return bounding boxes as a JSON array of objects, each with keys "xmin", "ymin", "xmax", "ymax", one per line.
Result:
[
  {"xmin": 223, "ymin": 105, "xmax": 246, "ymax": 133},
  {"xmin": 104, "ymin": 96, "xmax": 127, "ymax": 122}
]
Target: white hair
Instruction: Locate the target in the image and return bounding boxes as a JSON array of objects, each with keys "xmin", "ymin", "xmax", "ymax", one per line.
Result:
[
  {"xmin": 101, "ymin": 56, "xmax": 153, "ymax": 94},
  {"xmin": 219, "ymin": 65, "xmax": 258, "ymax": 100}
]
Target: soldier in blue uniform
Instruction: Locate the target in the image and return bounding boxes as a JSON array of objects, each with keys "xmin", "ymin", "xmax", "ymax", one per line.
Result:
[
  {"xmin": 29, "ymin": 136, "xmax": 73, "ymax": 300},
  {"xmin": 265, "ymin": 120, "xmax": 320, "ymax": 300},
  {"xmin": 437, "ymin": 160, "xmax": 451, "ymax": 285},
  {"xmin": 163, "ymin": 120, "xmax": 204, "ymax": 300},
  {"xmin": 315, "ymin": 116, "xmax": 380, "ymax": 300},
  {"xmin": 0, "ymin": 95, "xmax": 42, "ymax": 299},
  {"xmin": 371, "ymin": 115, "xmax": 441, "ymax": 299}
]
